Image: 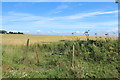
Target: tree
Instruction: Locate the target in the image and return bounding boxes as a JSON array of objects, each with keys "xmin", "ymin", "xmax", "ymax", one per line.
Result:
[
  {"xmin": 0, "ymin": 30, "xmax": 7, "ymax": 34},
  {"xmin": 115, "ymin": 0, "xmax": 119, "ymax": 3},
  {"xmin": 18, "ymin": 32, "xmax": 23, "ymax": 34},
  {"xmin": 8, "ymin": 31, "xmax": 14, "ymax": 34}
]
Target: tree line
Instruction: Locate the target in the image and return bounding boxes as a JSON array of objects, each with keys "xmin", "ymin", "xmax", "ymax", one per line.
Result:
[{"xmin": 0, "ymin": 30, "xmax": 24, "ymax": 34}]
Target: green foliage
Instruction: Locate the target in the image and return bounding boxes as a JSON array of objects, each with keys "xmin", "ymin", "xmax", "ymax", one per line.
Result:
[
  {"xmin": 2, "ymin": 39, "xmax": 119, "ymax": 78},
  {"xmin": 7, "ymin": 31, "xmax": 23, "ymax": 34},
  {"xmin": 0, "ymin": 30, "xmax": 23, "ymax": 34},
  {"xmin": 0, "ymin": 30, "xmax": 7, "ymax": 34}
]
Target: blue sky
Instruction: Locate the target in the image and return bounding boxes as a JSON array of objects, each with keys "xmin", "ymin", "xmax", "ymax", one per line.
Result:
[{"xmin": 2, "ymin": 2, "xmax": 118, "ymax": 36}]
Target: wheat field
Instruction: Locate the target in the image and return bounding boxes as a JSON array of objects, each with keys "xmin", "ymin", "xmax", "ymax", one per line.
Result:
[{"xmin": 1, "ymin": 34, "xmax": 118, "ymax": 45}]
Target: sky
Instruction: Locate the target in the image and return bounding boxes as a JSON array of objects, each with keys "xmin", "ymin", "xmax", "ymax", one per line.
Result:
[
  {"xmin": 2, "ymin": 0, "xmax": 116, "ymax": 2},
  {"xmin": 2, "ymin": 2, "xmax": 118, "ymax": 36}
]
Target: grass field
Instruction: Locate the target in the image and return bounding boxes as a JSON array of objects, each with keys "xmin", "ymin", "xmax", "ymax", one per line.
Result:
[{"xmin": 1, "ymin": 34, "xmax": 119, "ymax": 78}]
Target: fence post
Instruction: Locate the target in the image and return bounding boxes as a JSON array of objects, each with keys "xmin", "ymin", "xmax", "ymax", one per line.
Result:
[
  {"xmin": 27, "ymin": 39, "xmax": 29, "ymax": 47},
  {"xmin": 72, "ymin": 44, "xmax": 75, "ymax": 68},
  {"xmin": 36, "ymin": 51, "xmax": 40, "ymax": 66}
]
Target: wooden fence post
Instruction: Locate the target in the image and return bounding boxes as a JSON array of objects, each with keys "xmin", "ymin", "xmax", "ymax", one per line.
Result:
[
  {"xmin": 72, "ymin": 44, "xmax": 75, "ymax": 68},
  {"xmin": 36, "ymin": 51, "xmax": 40, "ymax": 65},
  {"xmin": 27, "ymin": 39, "xmax": 29, "ymax": 47}
]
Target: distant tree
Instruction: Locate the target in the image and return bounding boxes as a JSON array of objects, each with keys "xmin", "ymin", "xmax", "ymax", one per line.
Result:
[
  {"xmin": 115, "ymin": 0, "xmax": 119, "ymax": 3},
  {"xmin": 18, "ymin": 32, "xmax": 21, "ymax": 34},
  {"xmin": 7, "ymin": 31, "xmax": 23, "ymax": 34},
  {"xmin": 0, "ymin": 30, "xmax": 24, "ymax": 34},
  {"xmin": 8, "ymin": 31, "xmax": 14, "ymax": 34},
  {"xmin": 20, "ymin": 32, "xmax": 23, "ymax": 34},
  {"xmin": 0, "ymin": 30, "xmax": 7, "ymax": 34},
  {"xmin": 18, "ymin": 32, "xmax": 23, "ymax": 34},
  {"xmin": 13, "ymin": 32, "xmax": 17, "ymax": 34}
]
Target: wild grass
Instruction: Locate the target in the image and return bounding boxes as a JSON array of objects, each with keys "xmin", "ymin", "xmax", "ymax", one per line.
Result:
[{"xmin": 2, "ymin": 38, "xmax": 119, "ymax": 78}]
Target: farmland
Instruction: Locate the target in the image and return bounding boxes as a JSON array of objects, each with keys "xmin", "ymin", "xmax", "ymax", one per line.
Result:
[
  {"xmin": 1, "ymin": 34, "xmax": 119, "ymax": 78},
  {"xmin": 1, "ymin": 34, "xmax": 117, "ymax": 45}
]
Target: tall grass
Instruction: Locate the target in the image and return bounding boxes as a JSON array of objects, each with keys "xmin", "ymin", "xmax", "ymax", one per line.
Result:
[{"xmin": 2, "ymin": 38, "xmax": 119, "ymax": 78}]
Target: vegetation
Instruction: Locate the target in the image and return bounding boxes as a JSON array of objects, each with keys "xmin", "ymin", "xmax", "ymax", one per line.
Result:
[
  {"xmin": 0, "ymin": 30, "xmax": 23, "ymax": 34},
  {"xmin": 7, "ymin": 31, "xmax": 23, "ymax": 34},
  {"xmin": 0, "ymin": 30, "xmax": 7, "ymax": 34},
  {"xmin": 2, "ymin": 35, "xmax": 119, "ymax": 78}
]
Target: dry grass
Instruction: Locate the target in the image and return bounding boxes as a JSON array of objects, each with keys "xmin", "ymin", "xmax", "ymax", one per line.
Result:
[{"xmin": 1, "ymin": 34, "xmax": 118, "ymax": 45}]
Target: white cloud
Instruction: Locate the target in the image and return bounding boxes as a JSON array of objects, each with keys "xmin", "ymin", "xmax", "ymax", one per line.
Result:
[
  {"xmin": 4, "ymin": 10, "xmax": 118, "ymax": 22},
  {"xmin": 37, "ymin": 30, "xmax": 41, "ymax": 32},
  {"xmin": 90, "ymin": 21, "xmax": 118, "ymax": 27},
  {"xmin": 49, "ymin": 30, "xmax": 60, "ymax": 33},
  {"xmin": 74, "ymin": 31, "xmax": 82, "ymax": 34},
  {"xmin": 2, "ymin": 10, "xmax": 118, "ymax": 34},
  {"xmin": 5, "ymin": 11, "xmax": 53, "ymax": 22},
  {"xmin": 56, "ymin": 5, "xmax": 69, "ymax": 10},
  {"xmin": 47, "ymin": 31, "xmax": 82, "ymax": 35},
  {"xmin": 51, "ymin": 3, "xmax": 69, "ymax": 14},
  {"xmin": 107, "ymin": 27, "xmax": 118, "ymax": 33},
  {"xmin": 57, "ymin": 10, "xmax": 118, "ymax": 20},
  {"xmin": 99, "ymin": 10, "xmax": 119, "ymax": 14},
  {"xmin": 46, "ymin": 10, "xmax": 118, "ymax": 20}
]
